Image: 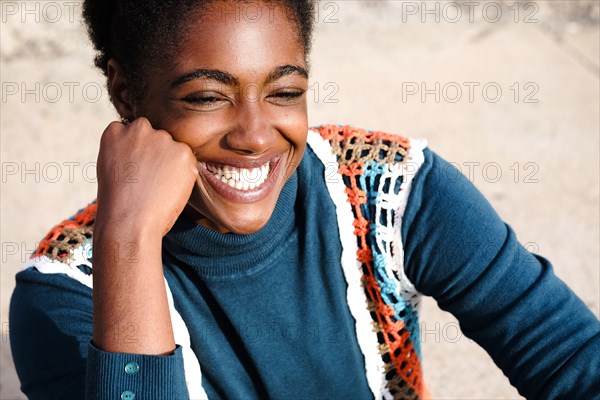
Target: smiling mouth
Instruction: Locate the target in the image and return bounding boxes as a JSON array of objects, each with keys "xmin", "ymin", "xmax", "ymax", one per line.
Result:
[{"xmin": 203, "ymin": 162, "xmax": 271, "ymax": 191}]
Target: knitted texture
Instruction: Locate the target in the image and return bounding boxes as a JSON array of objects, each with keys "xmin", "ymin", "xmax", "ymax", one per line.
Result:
[
  {"xmin": 315, "ymin": 125, "xmax": 426, "ymax": 399},
  {"xmin": 32, "ymin": 202, "xmax": 96, "ymax": 263},
  {"xmin": 26, "ymin": 202, "xmax": 96, "ymax": 288}
]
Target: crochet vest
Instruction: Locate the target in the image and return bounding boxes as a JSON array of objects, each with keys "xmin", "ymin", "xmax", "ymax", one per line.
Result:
[{"xmin": 24, "ymin": 125, "xmax": 430, "ymax": 400}]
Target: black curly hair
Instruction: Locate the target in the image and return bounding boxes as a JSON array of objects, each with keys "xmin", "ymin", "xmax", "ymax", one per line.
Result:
[{"xmin": 82, "ymin": 0, "xmax": 317, "ymax": 99}]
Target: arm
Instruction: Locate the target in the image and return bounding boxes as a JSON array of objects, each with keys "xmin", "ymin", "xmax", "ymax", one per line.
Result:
[
  {"xmin": 401, "ymin": 148, "xmax": 600, "ymax": 399},
  {"xmin": 9, "ymin": 267, "xmax": 190, "ymax": 400},
  {"xmin": 9, "ymin": 117, "xmax": 199, "ymax": 399},
  {"xmin": 92, "ymin": 117, "xmax": 196, "ymax": 356},
  {"xmin": 92, "ymin": 221, "xmax": 175, "ymax": 355}
]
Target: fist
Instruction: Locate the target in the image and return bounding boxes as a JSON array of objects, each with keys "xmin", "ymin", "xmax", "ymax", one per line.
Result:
[{"xmin": 95, "ymin": 117, "xmax": 198, "ymax": 237}]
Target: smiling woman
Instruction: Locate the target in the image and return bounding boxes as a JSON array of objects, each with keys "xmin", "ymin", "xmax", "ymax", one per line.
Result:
[
  {"xmin": 7, "ymin": 1, "xmax": 600, "ymax": 400},
  {"xmin": 102, "ymin": 1, "xmax": 311, "ymax": 236}
]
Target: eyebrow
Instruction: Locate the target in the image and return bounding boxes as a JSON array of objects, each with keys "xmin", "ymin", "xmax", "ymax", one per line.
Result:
[
  {"xmin": 171, "ymin": 65, "xmax": 308, "ymax": 88},
  {"xmin": 266, "ymin": 65, "xmax": 309, "ymax": 82}
]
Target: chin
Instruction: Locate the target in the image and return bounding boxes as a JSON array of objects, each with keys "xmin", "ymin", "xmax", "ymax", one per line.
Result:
[{"xmin": 214, "ymin": 210, "xmax": 272, "ymax": 235}]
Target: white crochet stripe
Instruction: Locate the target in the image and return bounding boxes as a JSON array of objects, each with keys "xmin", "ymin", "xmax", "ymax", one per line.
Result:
[
  {"xmin": 371, "ymin": 158, "xmax": 415, "ymax": 308},
  {"xmin": 378, "ymin": 136, "xmax": 427, "ymax": 400},
  {"xmin": 23, "ymin": 240, "xmax": 94, "ymax": 289},
  {"xmin": 391, "ymin": 137, "xmax": 428, "ymax": 304},
  {"xmin": 164, "ymin": 278, "xmax": 208, "ymax": 400},
  {"xmin": 306, "ymin": 129, "xmax": 381, "ymax": 399}
]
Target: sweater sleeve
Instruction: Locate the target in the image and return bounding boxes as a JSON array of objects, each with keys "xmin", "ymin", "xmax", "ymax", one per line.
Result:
[
  {"xmin": 401, "ymin": 148, "xmax": 600, "ymax": 399},
  {"xmin": 9, "ymin": 266, "xmax": 190, "ymax": 400}
]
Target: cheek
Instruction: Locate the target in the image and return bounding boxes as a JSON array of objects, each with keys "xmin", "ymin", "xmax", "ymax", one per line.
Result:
[
  {"xmin": 142, "ymin": 97, "xmax": 229, "ymax": 145},
  {"xmin": 284, "ymin": 128, "xmax": 308, "ymax": 178},
  {"xmin": 273, "ymin": 108, "xmax": 309, "ymax": 149},
  {"xmin": 290, "ymin": 122, "xmax": 309, "ymax": 157},
  {"xmin": 165, "ymin": 117, "xmax": 226, "ymax": 148}
]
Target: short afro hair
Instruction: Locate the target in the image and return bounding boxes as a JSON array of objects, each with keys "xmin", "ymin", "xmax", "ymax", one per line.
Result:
[{"xmin": 82, "ymin": 0, "xmax": 317, "ymax": 98}]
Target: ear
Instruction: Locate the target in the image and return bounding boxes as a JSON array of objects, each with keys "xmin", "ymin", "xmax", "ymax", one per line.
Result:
[{"xmin": 107, "ymin": 58, "xmax": 135, "ymax": 119}]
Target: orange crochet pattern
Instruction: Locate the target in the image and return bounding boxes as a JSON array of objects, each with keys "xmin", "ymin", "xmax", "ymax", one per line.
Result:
[
  {"xmin": 315, "ymin": 125, "xmax": 427, "ymax": 399},
  {"xmin": 32, "ymin": 202, "xmax": 96, "ymax": 262}
]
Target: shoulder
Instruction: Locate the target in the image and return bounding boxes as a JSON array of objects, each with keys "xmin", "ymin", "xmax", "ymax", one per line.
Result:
[
  {"xmin": 306, "ymin": 124, "xmax": 430, "ymax": 219},
  {"xmin": 307, "ymin": 124, "xmax": 428, "ymax": 168},
  {"xmin": 10, "ymin": 203, "xmax": 97, "ymax": 368},
  {"xmin": 22, "ymin": 201, "xmax": 97, "ymax": 289},
  {"xmin": 10, "ymin": 205, "xmax": 97, "ymax": 398}
]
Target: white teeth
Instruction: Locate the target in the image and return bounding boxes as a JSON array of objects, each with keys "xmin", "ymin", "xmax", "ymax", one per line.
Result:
[
  {"xmin": 245, "ymin": 168, "xmax": 260, "ymax": 182},
  {"xmin": 207, "ymin": 161, "xmax": 271, "ymax": 191}
]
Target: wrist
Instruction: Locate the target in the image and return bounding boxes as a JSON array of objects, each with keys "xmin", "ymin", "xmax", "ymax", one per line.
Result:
[{"xmin": 94, "ymin": 212, "xmax": 163, "ymax": 245}]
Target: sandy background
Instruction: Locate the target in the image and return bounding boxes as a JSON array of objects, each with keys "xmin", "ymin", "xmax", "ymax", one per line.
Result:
[{"xmin": 1, "ymin": 1, "xmax": 599, "ymax": 399}]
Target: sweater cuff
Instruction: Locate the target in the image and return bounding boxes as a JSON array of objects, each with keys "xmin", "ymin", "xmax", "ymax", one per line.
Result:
[{"xmin": 85, "ymin": 341, "xmax": 190, "ymax": 400}]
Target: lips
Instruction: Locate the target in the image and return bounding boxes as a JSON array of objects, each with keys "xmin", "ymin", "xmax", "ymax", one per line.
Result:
[{"xmin": 197, "ymin": 155, "xmax": 283, "ymax": 203}]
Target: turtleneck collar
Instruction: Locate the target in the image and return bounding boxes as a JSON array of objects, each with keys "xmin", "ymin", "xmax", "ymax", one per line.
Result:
[{"xmin": 162, "ymin": 162, "xmax": 302, "ymax": 280}]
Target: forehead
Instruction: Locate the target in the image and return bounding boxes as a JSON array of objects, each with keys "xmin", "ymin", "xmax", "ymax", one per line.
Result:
[{"xmin": 170, "ymin": 1, "xmax": 305, "ymax": 79}]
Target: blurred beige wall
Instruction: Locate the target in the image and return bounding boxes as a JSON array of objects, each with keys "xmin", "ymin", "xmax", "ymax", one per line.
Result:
[{"xmin": 1, "ymin": 1, "xmax": 598, "ymax": 398}]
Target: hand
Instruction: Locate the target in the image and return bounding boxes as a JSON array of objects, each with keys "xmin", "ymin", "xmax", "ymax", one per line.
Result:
[
  {"xmin": 92, "ymin": 117, "xmax": 194, "ymax": 354},
  {"xmin": 95, "ymin": 117, "xmax": 198, "ymax": 237}
]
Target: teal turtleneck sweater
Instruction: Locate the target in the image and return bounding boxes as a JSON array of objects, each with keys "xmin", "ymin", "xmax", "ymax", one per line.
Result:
[{"xmin": 9, "ymin": 144, "xmax": 600, "ymax": 399}]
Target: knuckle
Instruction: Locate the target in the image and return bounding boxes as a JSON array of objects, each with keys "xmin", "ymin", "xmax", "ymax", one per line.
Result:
[
  {"xmin": 104, "ymin": 121, "xmax": 123, "ymax": 135},
  {"xmin": 175, "ymin": 143, "xmax": 196, "ymax": 162},
  {"xmin": 154, "ymin": 129, "xmax": 172, "ymax": 140},
  {"xmin": 133, "ymin": 117, "xmax": 152, "ymax": 129},
  {"xmin": 106, "ymin": 120, "xmax": 122, "ymax": 131},
  {"xmin": 101, "ymin": 122, "xmax": 122, "ymax": 143}
]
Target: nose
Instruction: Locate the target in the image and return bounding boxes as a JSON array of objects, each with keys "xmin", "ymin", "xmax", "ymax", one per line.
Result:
[{"xmin": 224, "ymin": 102, "xmax": 276, "ymax": 155}]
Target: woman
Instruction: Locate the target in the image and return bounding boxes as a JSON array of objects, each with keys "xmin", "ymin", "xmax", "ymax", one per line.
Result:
[{"xmin": 9, "ymin": 0, "xmax": 600, "ymax": 399}]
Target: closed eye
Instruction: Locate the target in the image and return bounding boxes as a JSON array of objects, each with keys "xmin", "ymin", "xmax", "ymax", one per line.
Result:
[
  {"xmin": 268, "ymin": 90, "xmax": 306, "ymax": 104},
  {"xmin": 182, "ymin": 95, "xmax": 225, "ymax": 104},
  {"xmin": 179, "ymin": 92, "xmax": 231, "ymax": 111}
]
